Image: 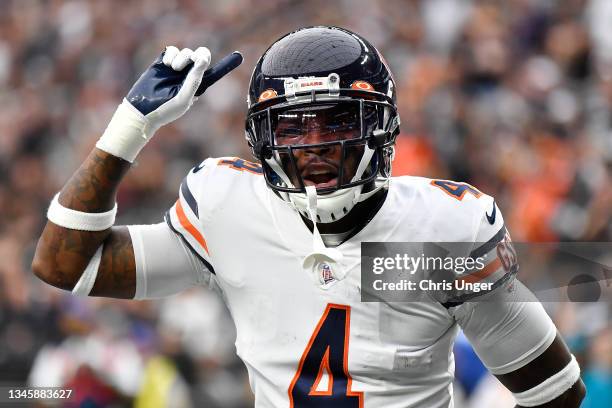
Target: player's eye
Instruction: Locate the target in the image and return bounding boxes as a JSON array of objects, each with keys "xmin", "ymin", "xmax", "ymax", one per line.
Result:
[
  {"xmin": 277, "ymin": 127, "xmax": 301, "ymax": 138},
  {"xmin": 331, "ymin": 123, "xmax": 356, "ymax": 131},
  {"xmin": 322, "ymin": 122, "xmax": 358, "ymax": 140},
  {"xmin": 274, "ymin": 121, "xmax": 303, "ymax": 144}
]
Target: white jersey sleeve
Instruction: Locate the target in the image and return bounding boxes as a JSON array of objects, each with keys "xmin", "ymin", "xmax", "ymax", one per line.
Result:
[
  {"xmin": 163, "ymin": 156, "xmax": 264, "ymax": 277},
  {"xmin": 449, "ymin": 198, "xmax": 557, "ymax": 375},
  {"xmin": 438, "ymin": 192, "xmax": 519, "ymax": 307},
  {"xmin": 128, "ymin": 223, "xmax": 217, "ymax": 299},
  {"xmin": 164, "ymin": 158, "xmax": 217, "ymax": 273},
  {"xmin": 453, "ymin": 280, "xmax": 557, "ymax": 374},
  {"xmin": 130, "ymin": 156, "xmax": 262, "ymax": 300}
]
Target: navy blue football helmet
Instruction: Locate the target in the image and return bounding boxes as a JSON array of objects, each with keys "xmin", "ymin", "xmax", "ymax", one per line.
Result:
[{"xmin": 245, "ymin": 26, "xmax": 400, "ymax": 222}]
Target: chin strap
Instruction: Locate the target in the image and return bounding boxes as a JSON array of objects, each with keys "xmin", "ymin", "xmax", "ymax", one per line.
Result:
[
  {"xmin": 302, "ymin": 186, "xmax": 346, "ymax": 287},
  {"xmin": 350, "ymin": 145, "xmax": 375, "ymax": 183},
  {"xmin": 357, "ymin": 177, "xmax": 389, "ymax": 202}
]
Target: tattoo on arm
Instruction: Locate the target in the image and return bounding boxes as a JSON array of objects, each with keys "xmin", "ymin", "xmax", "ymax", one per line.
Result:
[
  {"xmin": 33, "ymin": 148, "xmax": 136, "ymax": 298},
  {"xmin": 91, "ymin": 226, "xmax": 136, "ymax": 299},
  {"xmin": 59, "ymin": 148, "xmax": 130, "ymax": 211}
]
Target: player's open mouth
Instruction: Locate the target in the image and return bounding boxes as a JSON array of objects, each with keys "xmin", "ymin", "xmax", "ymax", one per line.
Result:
[{"xmin": 301, "ymin": 163, "xmax": 339, "ymax": 188}]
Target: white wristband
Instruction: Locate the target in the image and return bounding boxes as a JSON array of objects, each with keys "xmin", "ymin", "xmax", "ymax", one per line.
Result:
[
  {"xmin": 96, "ymin": 99, "xmax": 155, "ymax": 163},
  {"xmin": 72, "ymin": 244, "xmax": 103, "ymax": 296},
  {"xmin": 47, "ymin": 193, "xmax": 117, "ymax": 231},
  {"xmin": 513, "ymin": 355, "xmax": 580, "ymax": 407}
]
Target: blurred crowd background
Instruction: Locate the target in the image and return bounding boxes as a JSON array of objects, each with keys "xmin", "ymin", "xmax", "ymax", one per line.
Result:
[{"xmin": 0, "ymin": 0, "xmax": 611, "ymax": 406}]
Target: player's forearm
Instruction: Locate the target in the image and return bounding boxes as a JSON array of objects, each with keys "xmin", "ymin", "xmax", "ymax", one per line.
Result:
[
  {"xmin": 58, "ymin": 148, "xmax": 130, "ymax": 212},
  {"xmin": 32, "ymin": 148, "xmax": 130, "ymax": 289}
]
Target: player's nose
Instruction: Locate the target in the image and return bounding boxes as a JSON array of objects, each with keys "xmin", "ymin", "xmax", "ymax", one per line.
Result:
[
  {"xmin": 303, "ymin": 127, "xmax": 325, "ymax": 144},
  {"xmin": 302, "ymin": 128, "xmax": 333, "ymax": 154}
]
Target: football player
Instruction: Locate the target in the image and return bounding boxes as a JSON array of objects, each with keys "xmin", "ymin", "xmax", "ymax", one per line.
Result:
[{"xmin": 33, "ymin": 27, "xmax": 585, "ymax": 407}]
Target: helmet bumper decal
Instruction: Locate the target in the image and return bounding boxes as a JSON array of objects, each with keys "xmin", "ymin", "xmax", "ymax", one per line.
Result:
[{"xmin": 284, "ymin": 73, "xmax": 341, "ymax": 100}]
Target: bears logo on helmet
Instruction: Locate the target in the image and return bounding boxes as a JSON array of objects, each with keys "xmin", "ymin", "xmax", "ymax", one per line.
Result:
[{"xmin": 258, "ymin": 89, "xmax": 278, "ymax": 102}]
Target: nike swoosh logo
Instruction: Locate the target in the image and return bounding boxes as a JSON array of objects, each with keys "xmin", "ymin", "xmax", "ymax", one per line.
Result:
[
  {"xmin": 486, "ymin": 201, "xmax": 496, "ymax": 225},
  {"xmin": 192, "ymin": 162, "xmax": 206, "ymax": 173}
]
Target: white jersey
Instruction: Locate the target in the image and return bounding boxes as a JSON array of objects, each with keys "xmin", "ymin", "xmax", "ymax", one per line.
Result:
[{"xmin": 162, "ymin": 157, "xmax": 556, "ymax": 408}]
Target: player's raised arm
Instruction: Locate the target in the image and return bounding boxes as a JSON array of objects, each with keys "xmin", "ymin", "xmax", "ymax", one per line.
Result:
[{"xmin": 31, "ymin": 46, "xmax": 242, "ymax": 298}]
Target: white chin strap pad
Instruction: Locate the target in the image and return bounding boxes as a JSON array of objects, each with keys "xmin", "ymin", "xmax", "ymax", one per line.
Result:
[
  {"xmin": 290, "ymin": 187, "xmax": 362, "ymax": 224},
  {"xmin": 268, "ymin": 141, "xmax": 376, "ymax": 224}
]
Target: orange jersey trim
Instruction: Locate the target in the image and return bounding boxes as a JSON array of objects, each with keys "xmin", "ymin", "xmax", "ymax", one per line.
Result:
[
  {"xmin": 459, "ymin": 257, "xmax": 502, "ymax": 284},
  {"xmin": 430, "ymin": 179, "xmax": 483, "ymax": 201},
  {"xmin": 175, "ymin": 199, "xmax": 210, "ymax": 255}
]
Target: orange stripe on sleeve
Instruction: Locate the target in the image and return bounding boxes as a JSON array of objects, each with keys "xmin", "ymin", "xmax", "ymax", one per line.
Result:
[
  {"xmin": 459, "ymin": 258, "xmax": 502, "ymax": 284},
  {"xmin": 175, "ymin": 199, "xmax": 210, "ymax": 255}
]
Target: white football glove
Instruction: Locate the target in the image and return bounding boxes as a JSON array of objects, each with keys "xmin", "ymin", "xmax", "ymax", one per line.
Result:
[{"xmin": 96, "ymin": 46, "xmax": 242, "ymax": 162}]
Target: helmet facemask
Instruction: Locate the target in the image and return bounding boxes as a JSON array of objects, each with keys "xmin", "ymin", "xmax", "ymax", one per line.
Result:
[
  {"xmin": 247, "ymin": 92, "xmax": 398, "ymax": 223},
  {"xmin": 245, "ymin": 26, "xmax": 400, "ymax": 225}
]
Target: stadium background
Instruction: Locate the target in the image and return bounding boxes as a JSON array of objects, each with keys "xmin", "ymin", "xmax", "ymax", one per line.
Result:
[{"xmin": 0, "ymin": 0, "xmax": 610, "ymax": 406}]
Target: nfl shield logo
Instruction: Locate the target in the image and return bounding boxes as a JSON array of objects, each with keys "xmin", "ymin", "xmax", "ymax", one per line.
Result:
[{"xmin": 320, "ymin": 263, "xmax": 335, "ymax": 284}]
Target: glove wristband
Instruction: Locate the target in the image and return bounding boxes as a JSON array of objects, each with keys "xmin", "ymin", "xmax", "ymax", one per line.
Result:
[
  {"xmin": 47, "ymin": 193, "xmax": 117, "ymax": 231},
  {"xmin": 96, "ymin": 99, "xmax": 155, "ymax": 163}
]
